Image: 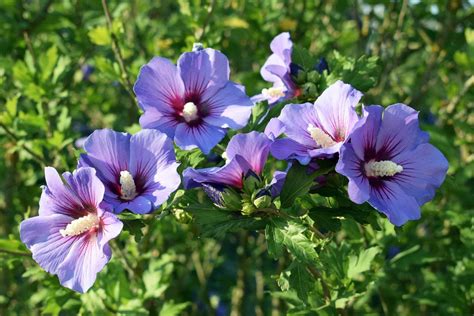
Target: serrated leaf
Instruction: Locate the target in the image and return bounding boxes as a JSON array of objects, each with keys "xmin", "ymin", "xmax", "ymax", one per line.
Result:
[
  {"xmin": 270, "ymin": 218, "xmax": 318, "ymax": 264},
  {"xmin": 0, "ymin": 238, "xmax": 29, "ymax": 255},
  {"xmin": 88, "ymin": 25, "xmax": 111, "ymax": 46},
  {"xmin": 52, "ymin": 56, "xmax": 70, "ymax": 84},
  {"xmin": 280, "ymin": 163, "xmax": 320, "ymax": 209},
  {"xmin": 347, "ymin": 246, "xmax": 380, "ymax": 279},
  {"xmin": 5, "ymin": 95, "xmax": 19, "ymax": 117},
  {"xmin": 159, "ymin": 301, "xmax": 191, "ymax": 316},
  {"xmin": 190, "ymin": 208, "xmax": 264, "ymax": 238},
  {"xmin": 289, "ymin": 262, "xmax": 316, "ymax": 303},
  {"xmin": 265, "ymin": 223, "xmax": 284, "ymax": 258},
  {"xmin": 292, "ymin": 45, "xmax": 314, "ymax": 70},
  {"xmin": 39, "ymin": 46, "xmax": 58, "ymax": 81}
]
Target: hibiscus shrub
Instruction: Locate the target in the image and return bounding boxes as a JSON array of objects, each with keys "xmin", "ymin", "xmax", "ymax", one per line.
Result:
[{"xmin": 1, "ymin": 1, "xmax": 473, "ymax": 315}]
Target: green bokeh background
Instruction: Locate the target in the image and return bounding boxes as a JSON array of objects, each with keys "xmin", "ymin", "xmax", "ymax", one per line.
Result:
[{"xmin": 0, "ymin": 0, "xmax": 473, "ymax": 315}]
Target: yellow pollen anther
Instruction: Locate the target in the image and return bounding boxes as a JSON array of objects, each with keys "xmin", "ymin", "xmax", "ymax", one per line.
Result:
[
  {"xmin": 182, "ymin": 102, "xmax": 199, "ymax": 122},
  {"xmin": 365, "ymin": 160, "xmax": 403, "ymax": 177},
  {"xmin": 120, "ymin": 170, "xmax": 137, "ymax": 200},
  {"xmin": 262, "ymin": 87, "xmax": 285, "ymax": 99},
  {"xmin": 307, "ymin": 124, "xmax": 337, "ymax": 148},
  {"xmin": 60, "ymin": 214, "xmax": 99, "ymax": 237}
]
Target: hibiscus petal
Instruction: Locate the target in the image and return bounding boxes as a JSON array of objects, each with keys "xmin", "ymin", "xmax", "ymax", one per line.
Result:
[
  {"xmin": 115, "ymin": 195, "xmax": 153, "ymax": 214},
  {"xmin": 270, "ymin": 138, "xmax": 311, "ymax": 165},
  {"xmin": 270, "ymin": 32, "xmax": 292, "ymax": 65},
  {"xmin": 183, "ymin": 155, "xmax": 251, "ymax": 189},
  {"xmin": 39, "ymin": 167, "xmax": 83, "ymax": 217},
  {"xmin": 63, "ymin": 167, "xmax": 105, "ymax": 210},
  {"xmin": 139, "ymin": 108, "xmax": 180, "ymax": 138},
  {"xmin": 368, "ymin": 180, "xmax": 421, "ymax": 226},
  {"xmin": 20, "ymin": 214, "xmax": 76, "ymax": 275},
  {"xmin": 278, "ymin": 103, "xmax": 320, "ymax": 148},
  {"xmin": 375, "ymin": 103, "xmax": 428, "ymax": 158},
  {"xmin": 336, "ymin": 143, "xmax": 370, "ymax": 204},
  {"xmin": 174, "ymin": 122, "xmax": 226, "ymax": 154},
  {"xmin": 349, "ymin": 105, "xmax": 383, "ymax": 160},
  {"xmin": 392, "ymin": 143, "xmax": 449, "ymax": 205},
  {"xmin": 178, "ymin": 48, "xmax": 229, "ymax": 96},
  {"xmin": 264, "ymin": 118, "xmax": 285, "ymax": 140},
  {"xmin": 80, "ymin": 129, "xmax": 131, "ymax": 185},
  {"xmin": 225, "ymin": 132, "xmax": 272, "ymax": 174},
  {"xmin": 202, "ymin": 82, "xmax": 253, "ymax": 129},
  {"xmin": 313, "ymin": 80, "xmax": 362, "ymax": 141},
  {"xmin": 57, "ymin": 233, "xmax": 110, "ymax": 293},
  {"xmin": 134, "ymin": 56, "xmax": 185, "ymax": 114}
]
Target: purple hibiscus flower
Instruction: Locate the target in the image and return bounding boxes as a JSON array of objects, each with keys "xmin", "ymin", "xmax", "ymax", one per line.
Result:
[
  {"xmin": 335, "ymin": 104, "xmax": 449, "ymax": 226},
  {"xmin": 79, "ymin": 129, "xmax": 180, "ymax": 214},
  {"xmin": 19, "ymin": 167, "xmax": 123, "ymax": 293},
  {"xmin": 183, "ymin": 132, "xmax": 285, "ymax": 199},
  {"xmin": 134, "ymin": 47, "xmax": 254, "ymax": 154},
  {"xmin": 252, "ymin": 32, "xmax": 300, "ymax": 105},
  {"xmin": 266, "ymin": 80, "xmax": 362, "ymax": 164}
]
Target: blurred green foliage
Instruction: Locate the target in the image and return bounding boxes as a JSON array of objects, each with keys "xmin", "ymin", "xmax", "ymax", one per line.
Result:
[{"xmin": 0, "ymin": 0, "xmax": 473, "ymax": 315}]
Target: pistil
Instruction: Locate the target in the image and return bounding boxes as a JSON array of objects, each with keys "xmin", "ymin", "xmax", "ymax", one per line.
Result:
[
  {"xmin": 182, "ymin": 102, "xmax": 199, "ymax": 122},
  {"xmin": 262, "ymin": 87, "xmax": 285, "ymax": 99},
  {"xmin": 60, "ymin": 213, "xmax": 99, "ymax": 237},
  {"xmin": 365, "ymin": 160, "xmax": 403, "ymax": 177},
  {"xmin": 120, "ymin": 170, "xmax": 138, "ymax": 200},
  {"xmin": 307, "ymin": 124, "xmax": 337, "ymax": 148}
]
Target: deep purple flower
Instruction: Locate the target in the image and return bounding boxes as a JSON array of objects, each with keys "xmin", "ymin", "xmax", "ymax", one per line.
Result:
[
  {"xmin": 183, "ymin": 132, "xmax": 284, "ymax": 197},
  {"xmin": 134, "ymin": 48, "xmax": 253, "ymax": 154},
  {"xmin": 19, "ymin": 167, "xmax": 123, "ymax": 293},
  {"xmin": 79, "ymin": 129, "xmax": 180, "ymax": 214},
  {"xmin": 335, "ymin": 104, "xmax": 449, "ymax": 226},
  {"xmin": 267, "ymin": 80, "xmax": 362, "ymax": 164},
  {"xmin": 252, "ymin": 32, "xmax": 300, "ymax": 105}
]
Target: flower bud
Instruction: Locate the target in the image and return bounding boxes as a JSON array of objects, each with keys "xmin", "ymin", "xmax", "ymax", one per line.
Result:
[
  {"xmin": 253, "ymin": 195, "xmax": 272, "ymax": 209},
  {"xmin": 221, "ymin": 188, "xmax": 243, "ymax": 210},
  {"xmin": 241, "ymin": 201, "xmax": 256, "ymax": 216},
  {"xmin": 306, "ymin": 70, "xmax": 320, "ymax": 83}
]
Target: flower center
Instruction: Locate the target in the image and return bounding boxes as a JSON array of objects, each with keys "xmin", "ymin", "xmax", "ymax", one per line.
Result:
[
  {"xmin": 120, "ymin": 170, "xmax": 137, "ymax": 200},
  {"xmin": 365, "ymin": 160, "xmax": 403, "ymax": 177},
  {"xmin": 307, "ymin": 124, "xmax": 337, "ymax": 148},
  {"xmin": 182, "ymin": 102, "xmax": 199, "ymax": 122},
  {"xmin": 60, "ymin": 213, "xmax": 99, "ymax": 237},
  {"xmin": 262, "ymin": 87, "xmax": 285, "ymax": 99}
]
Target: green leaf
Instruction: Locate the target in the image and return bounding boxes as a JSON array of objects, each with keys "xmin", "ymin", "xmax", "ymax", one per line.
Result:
[
  {"xmin": 143, "ymin": 253, "xmax": 175, "ymax": 299},
  {"xmin": 289, "ymin": 262, "xmax": 316, "ymax": 303},
  {"xmin": 159, "ymin": 301, "xmax": 191, "ymax": 316},
  {"xmin": 121, "ymin": 219, "xmax": 145, "ymax": 243},
  {"xmin": 292, "ymin": 45, "xmax": 314, "ymax": 70},
  {"xmin": 280, "ymin": 163, "xmax": 320, "ymax": 209},
  {"xmin": 347, "ymin": 246, "xmax": 380, "ymax": 279},
  {"xmin": 265, "ymin": 223, "xmax": 284, "ymax": 259},
  {"xmin": 326, "ymin": 51, "xmax": 380, "ymax": 92},
  {"xmin": 5, "ymin": 95, "xmax": 19, "ymax": 117},
  {"xmin": 191, "ymin": 208, "xmax": 264, "ymax": 238},
  {"xmin": 57, "ymin": 107, "xmax": 71, "ymax": 132},
  {"xmin": 0, "ymin": 238, "xmax": 29, "ymax": 256},
  {"xmin": 270, "ymin": 218, "xmax": 319, "ymax": 264},
  {"xmin": 88, "ymin": 25, "xmax": 111, "ymax": 46},
  {"xmin": 39, "ymin": 46, "xmax": 58, "ymax": 81},
  {"xmin": 52, "ymin": 56, "xmax": 70, "ymax": 84}
]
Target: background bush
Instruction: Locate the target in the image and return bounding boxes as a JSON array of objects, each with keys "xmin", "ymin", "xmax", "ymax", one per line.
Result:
[{"xmin": 0, "ymin": 0, "xmax": 473, "ymax": 315}]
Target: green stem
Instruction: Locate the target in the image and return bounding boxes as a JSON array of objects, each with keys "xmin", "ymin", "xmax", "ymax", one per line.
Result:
[{"xmin": 101, "ymin": 0, "xmax": 137, "ymax": 107}]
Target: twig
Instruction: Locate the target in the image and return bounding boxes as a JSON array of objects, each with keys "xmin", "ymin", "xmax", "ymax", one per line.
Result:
[
  {"xmin": 198, "ymin": 0, "xmax": 217, "ymax": 42},
  {"xmin": 101, "ymin": 0, "xmax": 137, "ymax": 107},
  {"xmin": 307, "ymin": 265, "xmax": 331, "ymax": 303},
  {"xmin": 0, "ymin": 248, "xmax": 31, "ymax": 257},
  {"xmin": 0, "ymin": 122, "xmax": 47, "ymax": 166},
  {"xmin": 445, "ymin": 75, "xmax": 474, "ymax": 114}
]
